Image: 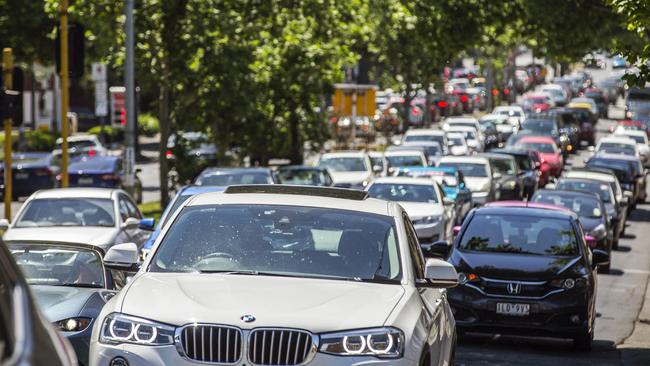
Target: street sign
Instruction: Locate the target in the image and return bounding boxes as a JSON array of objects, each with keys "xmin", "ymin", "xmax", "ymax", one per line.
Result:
[
  {"xmin": 94, "ymin": 80, "xmax": 108, "ymax": 116},
  {"xmin": 91, "ymin": 62, "xmax": 106, "ymax": 82},
  {"xmin": 332, "ymin": 84, "xmax": 377, "ymax": 117},
  {"xmin": 109, "ymin": 86, "xmax": 126, "ymax": 126}
]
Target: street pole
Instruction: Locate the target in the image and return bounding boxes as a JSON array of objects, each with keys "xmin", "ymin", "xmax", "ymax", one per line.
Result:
[
  {"xmin": 123, "ymin": 0, "xmax": 136, "ymax": 195},
  {"xmin": 3, "ymin": 48, "xmax": 13, "ymax": 220},
  {"xmin": 59, "ymin": 0, "xmax": 69, "ymax": 187}
]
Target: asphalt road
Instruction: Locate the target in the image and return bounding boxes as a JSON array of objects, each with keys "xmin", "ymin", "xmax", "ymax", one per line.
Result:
[{"xmin": 457, "ymin": 66, "xmax": 650, "ymax": 365}]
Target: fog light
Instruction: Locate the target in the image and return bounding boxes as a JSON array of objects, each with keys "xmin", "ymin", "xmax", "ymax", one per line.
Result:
[
  {"xmin": 458, "ymin": 273, "xmax": 468, "ymax": 285},
  {"xmin": 110, "ymin": 357, "xmax": 129, "ymax": 366},
  {"xmin": 563, "ymin": 278, "xmax": 575, "ymax": 289},
  {"xmin": 570, "ymin": 315, "xmax": 580, "ymax": 324}
]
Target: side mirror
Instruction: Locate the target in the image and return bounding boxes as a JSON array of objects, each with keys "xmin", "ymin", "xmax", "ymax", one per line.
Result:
[
  {"xmin": 587, "ymin": 146, "xmax": 595, "ymax": 152},
  {"xmin": 139, "ymin": 217, "xmax": 156, "ymax": 231},
  {"xmin": 0, "ymin": 218, "xmax": 9, "ymax": 231},
  {"xmin": 592, "ymin": 248, "xmax": 610, "ymax": 268},
  {"xmin": 452, "ymin": 225, "xmax": 461, "ymax": 236},
  {"xmin": 421, "ymin": 240, "xmax": 452, "ymax": 260},
  {"xmin": 372, "ymin": 165, "xmax": 383, "ymax": 174},
  {"xmin": 624, "ymin": 191, "xmax": 634, "ymax": 202},
  {"xmin": 492, "ymin": 172, "xmax": 502, "ymax": 180},
  {"xmin": 105, "ymin": 242, "xmax": 139, "ymax": 270},
  {"xmin": 122, "ymin": 217, "xmax": 140, "ymax": 230},
  {"xmin": 544, "ymin": 183, "xmax": 556, "ymax": 189},
  {"xmin": 443, "ymin": 197, "xmax": 454, "ymax": 206},
  {"xmin": 422, "ymin": 258, "xmax": 458, "ymax": 288},
  {"xmin": 585, "ymin": 234, "xmax": 597, "ymax": 249}
]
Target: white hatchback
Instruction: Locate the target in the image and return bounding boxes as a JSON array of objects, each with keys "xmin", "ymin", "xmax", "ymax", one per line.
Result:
[{"xmin": 90, "ymin": 185, "xmax": 458, "ymax": 366}]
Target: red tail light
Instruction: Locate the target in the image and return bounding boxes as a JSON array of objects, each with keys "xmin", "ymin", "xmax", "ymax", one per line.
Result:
[
  {"xmin": 165, "ymin": 150, "xmax": 174, "ymax": 159},
  {"xmin": 438, "ymin": 101, "xmax": 448, "ymax": 108},
  {"xmin": 504, "ymin": 88, "xmax": 510, "ymax": 95},
  {"xmin": 87, "ymin": 149, "xmax": 97, "ymax": 157},
  {"xmin": 460, "ymin": 95, "xmax": 468, "ymax": 103}
]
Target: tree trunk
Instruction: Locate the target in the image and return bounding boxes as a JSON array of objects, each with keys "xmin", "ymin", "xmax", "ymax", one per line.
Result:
[
  {"xmin": 158, "ymin": 84, "xmax": 170, "ymax": 207},
  {"xmin": 486, "ymin": 60, "xmax": 494, "ymax": 110},
  {"xmin": 289, "ymin": 114, "xmax": 302, "ymax": 164}
]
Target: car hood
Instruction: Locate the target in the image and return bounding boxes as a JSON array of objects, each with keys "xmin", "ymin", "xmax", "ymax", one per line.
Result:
[
  {"xmin": 4, "ymin": 227, "xmax": 117, "ymax": 251},
  {"xmin": 32, "ymin": 285, "xmax": 98, "ymax": 322},
  {"xmin": 399, "ymin": 202, "xmax": 444, "ymax": 219},
  {"xmin": 454, "ymin": 251, "xmax": 580, "ymax": 281},
  {"xmin": 120, "ymin": 273, "xmax": 405, "ymax": 333},
  {"xmin": 580, "ymin": 217, "xmax": 602, "ymax": 232},
  {"xmin": 464, "ymin": 177, "xmax": 491, "ymax": 192},
  {"xmin": 328, "ymin": 171, "xmax": 371, "ymax": 185}
]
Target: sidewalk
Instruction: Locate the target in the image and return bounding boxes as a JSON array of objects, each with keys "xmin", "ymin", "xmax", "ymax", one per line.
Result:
[{"xmin": 619, "ymin": 276, "xmax": 650, "ymax": 365}]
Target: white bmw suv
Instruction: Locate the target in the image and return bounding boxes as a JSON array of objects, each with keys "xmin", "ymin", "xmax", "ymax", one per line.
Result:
[{"xmin": 90, "ymin": 185, "xmax": 458, "ymax": 366}]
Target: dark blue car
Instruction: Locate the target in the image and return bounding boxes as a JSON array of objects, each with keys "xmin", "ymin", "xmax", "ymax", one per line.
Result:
[
  {"xmin": 66, "ymin": 156, "xmax": 142, "ymax": 203},
  {"xmin": 0, "ymin": 153, "xmax": 59, "ymax": 199},
  {"xmin": 141, "ymin": 185, "xmax": 225, "ymax": 256}
]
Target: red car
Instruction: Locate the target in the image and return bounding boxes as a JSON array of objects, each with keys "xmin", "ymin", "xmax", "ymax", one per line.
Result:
[
  {"xmin": 515, "ymin": 136, "xmax": 563, "ymax": 179},
  {"xmin": 523, "ymin": 94, "xmax": 553, "ymax": 113}
]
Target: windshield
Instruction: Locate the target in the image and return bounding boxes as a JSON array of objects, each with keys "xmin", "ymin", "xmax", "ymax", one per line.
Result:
[
  {"xmin": 318, "ymin": 157, "xmax": 367, "ymax": 172},
  {"xmin": 277, "ymin": 169, "xmax": 328, "ymax": 186},
  {"xmin": 459, "ymin": 214, "xmax": 579, "ymax": 256},
  {"xmin": 490, "ymin": 158, "xmax": 516, "ymax": 175},
  {"xmin": 598, "ymin": 142, "xmax": 635, "ymax": 154},
  {"xmin": 56, "ymin": 140, "xmax": 96, "ymax": 150},
  {"xmin": 404, "ymin": 135, "xmax": 438, "ymax": 143},
  {"xmin": 532, "ymin": 194, "xmax": 602, "ymax": 218},
  {"xmin": 522, "ymin": 120, "xmax": 557, "ymax": 134},
  {"xmin": 622, "ymin": 135, "xmax": 645, "ymax": 144},
  {"xmin": 9, "ymin": 244, "xmax": 105, "ymax": 288},
  {"xmin": 368, "ymin": 183, "xmax": 439, "ymax": 203},
  {"xmin": 439, "ymin": 162, "xmax": 488, "ymax": 177},
  {"xmin": 151, "ymin": 205, "xmax": 401, "ymax": 283},
  {"xmin": 386, "ymin": 155, "xmax": 423, "ymax": 168},
  {"xmin": 15, "ymin": 198, "xmax": 115, "ymax": 227},
  {"xmin": 557, "ymin": 180, "xmax": 612, "ymax": 203},
  {"xmin": 587, "ymin": 159, "xmax": 634, "ymax": 182},
  {"xmin": 196, "ymin": 172, "xmax": 270, "ymax": 185},
  {"xmin": 516, "ymin": 142, "xmax": 557, "ymax": 153}
]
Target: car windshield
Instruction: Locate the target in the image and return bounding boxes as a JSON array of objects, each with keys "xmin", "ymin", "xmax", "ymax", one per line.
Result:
[
  {"xmin": 404, "ymin": 135, "xmax": 437, "ymax": 143},
  {"xmin": 368, "ymin": 183, "xmax": 439, "ymax": 203},
  {"xmin": 621, "ymin": 135, "xmax": 646, "ymax": 144},
  {"xmin": 517, "ymin": 142, "xmax": 557, "ymax": 153},
  {"xmin": 490, "ymin": 158, "xmax": 516, "ymax": 175},
  {"xmin": 532, "ymin": 194, "xmax": 602, "ymax": 218},
  {"xmin": 277, "ymin": 169, "xmax": 327, "ymax": 186},
  {"xmin": 56, "ymin": 140, "xmax": 96, "ymax": 150},
  {"xmin": 386, "ymin": 155, "xmax": 423, "ymax": 168},
  {"xmin": 197, "ymin": 172, "xmax": 270, "ymax": 185},
  {"xmin": 557, "ymin": 180, "xmax": 612, "ymax": 203},
  {"xmin": 521, "ymin": 120, "xmax": 557, "ymax": 134},
  {"xmin": 318, "ymin": 157, "xmax": 367, "ymax": 172},
  {"xmin": 151, "ymin": 205, "xmax": 401, "ymax": 283},
  {"xmin": 459, "ymin": 214, "xmax": 579, "ymax": 256},
  {"xmin": 15, "ymin": 198, "xmax": 115, "ymax": 227},
  {"xmin": 448, "ymin": 137, "xmax": 465, "ymax": 146},
  {"xmin": 9, "ymin": 244, "xmax": 105, "ymax": 288},
  {"xmin": 68, "ymin": 159, "xmax": 116, "ymax": 171},
  {"xmin": 587, "ymin": 159, "xmax": 634, "ymax": 182},
  {"xmin": 439, "ymin": 162, "xmax": 488, "ymax": 177}
]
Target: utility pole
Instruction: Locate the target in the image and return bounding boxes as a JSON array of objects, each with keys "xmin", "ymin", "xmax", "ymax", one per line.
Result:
[
  {"xmin": 3, "ymin": 48, "xmax": 13, "ymax": 220},
  {"xmin": 123, "ymin": 0, "xmax": 136, "ymax": 195},
  {"xmin": 59, "ymin": 0, "xmax": 69, "ymax": 187}
]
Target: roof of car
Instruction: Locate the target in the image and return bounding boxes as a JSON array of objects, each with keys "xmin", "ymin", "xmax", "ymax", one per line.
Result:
[
  {"xmin": 404, "ymin": 129, "xmax": 444, "ymax": 136},
  {"xmin": 534, "ymin": 189, "xmax": 601, "ymax": 200},
  {"xmin": 370, "ymin": 177, "xmax": 435, "ymax": 186},
  {"xmin": 188, "ymin": 187, "xmax": 391, "ymax": 216},
  {"xmin": 55, "ymin": 134, "xmax": 98, "ymax": 143},
  {"xmin": 402, "ymin": 141, "xmax": 442, "ymax": 147},
  {"xmin": 591, "ymin": 153, "xmax": 640, "ymax": 162},
  {"xmin": 439, "ymin": 156, "xmax": 489, "ymax": 164},
  {"xmin": 615, "ymin": 130, "xmax": 647, "ymax": 138},
  {"xmin": 516, "ymin": 135, "xmax": 556, "ymax": 144},
  {"xmin": 277, "ymin": 165, "xmax": 327, "ymax": 172},
  {"xmin": 446, "ymin": 126, "xmax": 477, "ymax": 132},
  {"xmin": 31, "ymin": 187, "xmax": 117, "ymax": 200},
  {"xmin": 599, "ymin": 136, "xmax": 636, "ymax": 144},
  {"xmin": 480, "ymin": 114, "xmax": 509, "ymax": 121},
  {"xmin": 564, "ymin": 170, "xmax": 617, "ymax": 183},
  {"xmin": 558, "ymin": 177, "xmax": 613, "ymax": 188},
  {"xmin": 384, "ymin": 150, "xmax": 425, "ymax": 157},
  {"xmin": 320, "ymin": 151, "xmax": 368, "ymax": 158},
  {"xmin": 444, "ymin": 117, "xmax": 479, "ymax": 123},
  {"xmin": 490, "ymin": 148, "xmax": 530, "ymax": 157},
  {"xmin": 476, "ymin": 203, "xmax": 577, "ymax": 220},
  {"xmin": 479, "ymin": 152, "xmax": 514, "ymax": 161},
  {"xmin": 200, "ymin": 167, "xmax": 273, "ymax": 174}
]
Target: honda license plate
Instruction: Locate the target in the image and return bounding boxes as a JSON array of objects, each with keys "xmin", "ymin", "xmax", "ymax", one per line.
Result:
[
  {"xmin": 79, "ymin": 177, "xmax": 94, "ymax": 185},
  {"xmin": 496, "ymin": 302, "xmax": 530, "ymax": 316}
]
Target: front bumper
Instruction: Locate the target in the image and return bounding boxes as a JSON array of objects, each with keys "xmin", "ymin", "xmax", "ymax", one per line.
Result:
[
  {"xmin": 414, "ymin": 221, "xmax": 444, "ymax": 243},
  {"xmin": 448, "ymin": 284, "xmax": 591, "ymax": 339},
  {"xmin": 90, "ymin": 342, "xmax": 416, "ymax": 366}
]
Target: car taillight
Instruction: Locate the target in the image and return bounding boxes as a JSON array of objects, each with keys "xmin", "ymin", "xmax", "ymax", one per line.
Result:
[
  {"xmin": 460, "ymin": 95, "xmax": 468, "ymax": 103},
  {"xmin": 438, "ymin": 101, "xmax": 448, "ymax": 108},
  {"xmin": 87, "ymin": 149, "xmax": 97, "ymax": 157},
  {"xmin": 165, "ymin": 150, "xmax": 174, "ymax": 159}
]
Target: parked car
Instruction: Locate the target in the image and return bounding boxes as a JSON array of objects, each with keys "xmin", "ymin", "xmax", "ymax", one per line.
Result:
[
  {"xmin": 531, "ymin": 190, "xmax": 612, "ymax": 272},
  {"xmin": 276, "ymin": 165, "xmax": 334, "ymax": 186},
  {"xmin": 1, "ymin": 188, "xmax": 153, "ymax": 253},
  {"xmin": 367, "ymin": 177, "xmax": 455, "ymax": 243},
  {"xmin": 8, "ymin": 241, "xmax": 126, "ymax": 365},
  {"xmin": 447, "ymin": 202, "xmax": 608, "ymax": 350},
  {"xmin": 0, "ymin": 238, "xmax": 78, "ymax": 365},
  {"xmin": 90, "ymin": 185, "xmax": 459, "ymax": 365},
  {"xmin": 64, "ymin": 156, "xmax": 143, "ymax": 204},
  {"xmin": 316, "ymin": 151, "xmax": 375, "ymax": 188},
  {"xmin": 0, "ymin": 152, "xmax": 59, "ymax": 200},
  {"xmin": 395, "ymin": 166, "xmax": 473, "ymax": 224},
  {"xmin": 438, "ymin": 156, "xmax": 498, "ymax": 205}
]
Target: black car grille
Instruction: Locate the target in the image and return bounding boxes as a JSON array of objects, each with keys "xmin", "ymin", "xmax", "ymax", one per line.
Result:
[
  {"xmin": 179, "ymin": 325, "xmax": 242, "ymax": 364},
  {"xmin": 481, "ymin": 278, "xmax": 560, "ymax": 299},
  {"xmin": 248, "ymin": 328, "xmax": 314, "ymax": 366}
]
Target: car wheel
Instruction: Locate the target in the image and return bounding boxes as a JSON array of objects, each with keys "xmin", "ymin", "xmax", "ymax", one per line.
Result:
[{"xmin": 573, "ymin": 329, "xmax": 593, "ymax": 351}]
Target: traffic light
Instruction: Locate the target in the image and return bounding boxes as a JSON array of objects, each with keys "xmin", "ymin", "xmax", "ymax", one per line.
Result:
[
  {"xmin": 55, "ymin": 22, "xmax": 85, "ymax": 78},
  {"xmin": 0, "ymin": 88, "xmax": 20, "ymax": 122}
]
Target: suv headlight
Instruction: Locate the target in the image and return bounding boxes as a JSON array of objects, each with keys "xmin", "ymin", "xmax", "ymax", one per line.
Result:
[
  {"xmin": 100, "ymin": 313, "xmax": 175, "ymax": 346},
  {"xmin": 590, "ymin": 223, "xmax": 606, "ymax": 238},
  {"xmin": 320, "ymin": 327, "xmax": 404, "ymax": 358}
]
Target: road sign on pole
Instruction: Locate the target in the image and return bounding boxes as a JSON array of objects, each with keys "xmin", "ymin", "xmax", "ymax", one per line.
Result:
[
  {"xmin": 94, "ymin": 80, "xmax": 107, "ymax": 116},
  {"xmin": 3, "ymin": 48, "xmax": 13, "ymax": 220},
  {"xmin": 59, "ymin": 0, "xmax": 70, "ymax": 188}
]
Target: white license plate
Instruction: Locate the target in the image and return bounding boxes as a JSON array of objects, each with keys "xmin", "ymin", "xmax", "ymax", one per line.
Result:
[
  {"xmin": 496, "ymin": 302, "xmax": 530, "ymax": 316},
  {"xmin": 78, "ymin": 177, "xmax": 94, "ymax": 185},
  {"xmin": 15, "ymin": 173, "xmax": 28, "ymax": 179}
]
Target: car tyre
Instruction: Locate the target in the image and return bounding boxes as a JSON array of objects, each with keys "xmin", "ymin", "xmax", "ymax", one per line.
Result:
[{"xmin": 573, "ymin": 329, "xmax": 593, "ymax": 351}]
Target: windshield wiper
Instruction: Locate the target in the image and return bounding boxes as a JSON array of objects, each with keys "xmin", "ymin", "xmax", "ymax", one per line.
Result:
[
  {"xmin": 197, "ymin": 270, "xmax": 294, "ymax": 278},
  {"xmin": 52, "ymin": 283, "xmax": 104, "ymax": 288}
]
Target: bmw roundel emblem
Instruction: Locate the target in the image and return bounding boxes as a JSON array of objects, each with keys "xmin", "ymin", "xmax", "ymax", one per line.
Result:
[{"xmin": 241, "ymin": 314, "xmax": 256, "ymax": 323}]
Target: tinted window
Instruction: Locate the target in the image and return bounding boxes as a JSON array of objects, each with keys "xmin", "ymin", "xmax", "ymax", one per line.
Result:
[
  {"xmin": 386, "ymin": 155, "xmax": 424, "ymax": 168},
  {"xmin": 521, "ymin": 120, "xmax": 557, "ymax": 134},
  {"xmin": 368, "ymin": 183, "xmax": 439, "ymax": 203},
  {"xmin": 152, "ymin": 205, "xmax": 401, "ymax": 282},
  {"xmin": 277, "ymin": 169, "xmax": 327, "ymax": 186},
  {"xmin": 532, "ymin": 193, "xmax": 602, "ymax": 218},
  {"xmin": 318, "ymin": 157, "xmax": 367, "ymax": 172},
  {"xmin": 197, "ymin": 172, "xmax": 270, "ymax": 185},
  {"xmin": 16, "ymin": 198, "xmax": 115, "ymax": 227},
  {"xmin": 517, "ymin": 142, "xmax": 557, "ymax": 153},
  {"xmin": 556, "ymin": 180, "xmax": 612, "ymax": 203},
  {"xmin": 459, "ymin": 214, "xmax": 579, "ymax": 256},
  {"xmin": 69, "ymin": 158, "xmax": 117, "ymax": 171},
  {"xmin": 439, "ymin": 162, "xmax": 488, "ymax": 177}
]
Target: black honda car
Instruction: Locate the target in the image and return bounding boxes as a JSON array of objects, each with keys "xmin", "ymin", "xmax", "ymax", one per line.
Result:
[{"xmin": 446, "ymin": 203, "xmax": 608, "ymax": 350}]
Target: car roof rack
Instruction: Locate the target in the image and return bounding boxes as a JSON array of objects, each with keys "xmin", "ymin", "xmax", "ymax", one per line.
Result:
[{"xmin": 223, "ymin": 185, "xmax": 369, "ymax": 200}]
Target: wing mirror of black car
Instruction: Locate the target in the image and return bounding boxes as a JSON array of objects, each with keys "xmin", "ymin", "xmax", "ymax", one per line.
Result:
[
  {"xmin": 591, "ymin": 248, "xmax": 610, "ymax": 269},
  {"xmin": 421, "ymin": 240, "xmax": 452, "ymax": 260}
]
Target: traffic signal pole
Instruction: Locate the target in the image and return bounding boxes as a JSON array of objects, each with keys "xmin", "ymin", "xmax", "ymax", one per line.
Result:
[
  {"xmin": 59, "ymin": 0, "xmax": 69, "ymax": 187},
  {"xmin": 123, "ymin": 0, "xmax": 136, "ymax": 195},
  {"xmin": 3, "ymin": 48, "xmax": 13, "ymax": 220}
]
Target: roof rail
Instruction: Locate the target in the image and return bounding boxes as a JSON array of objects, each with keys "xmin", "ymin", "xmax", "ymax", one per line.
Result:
[{"xmin": 223, "ymin": 185, "xmax": 369, "ymax": 200}]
